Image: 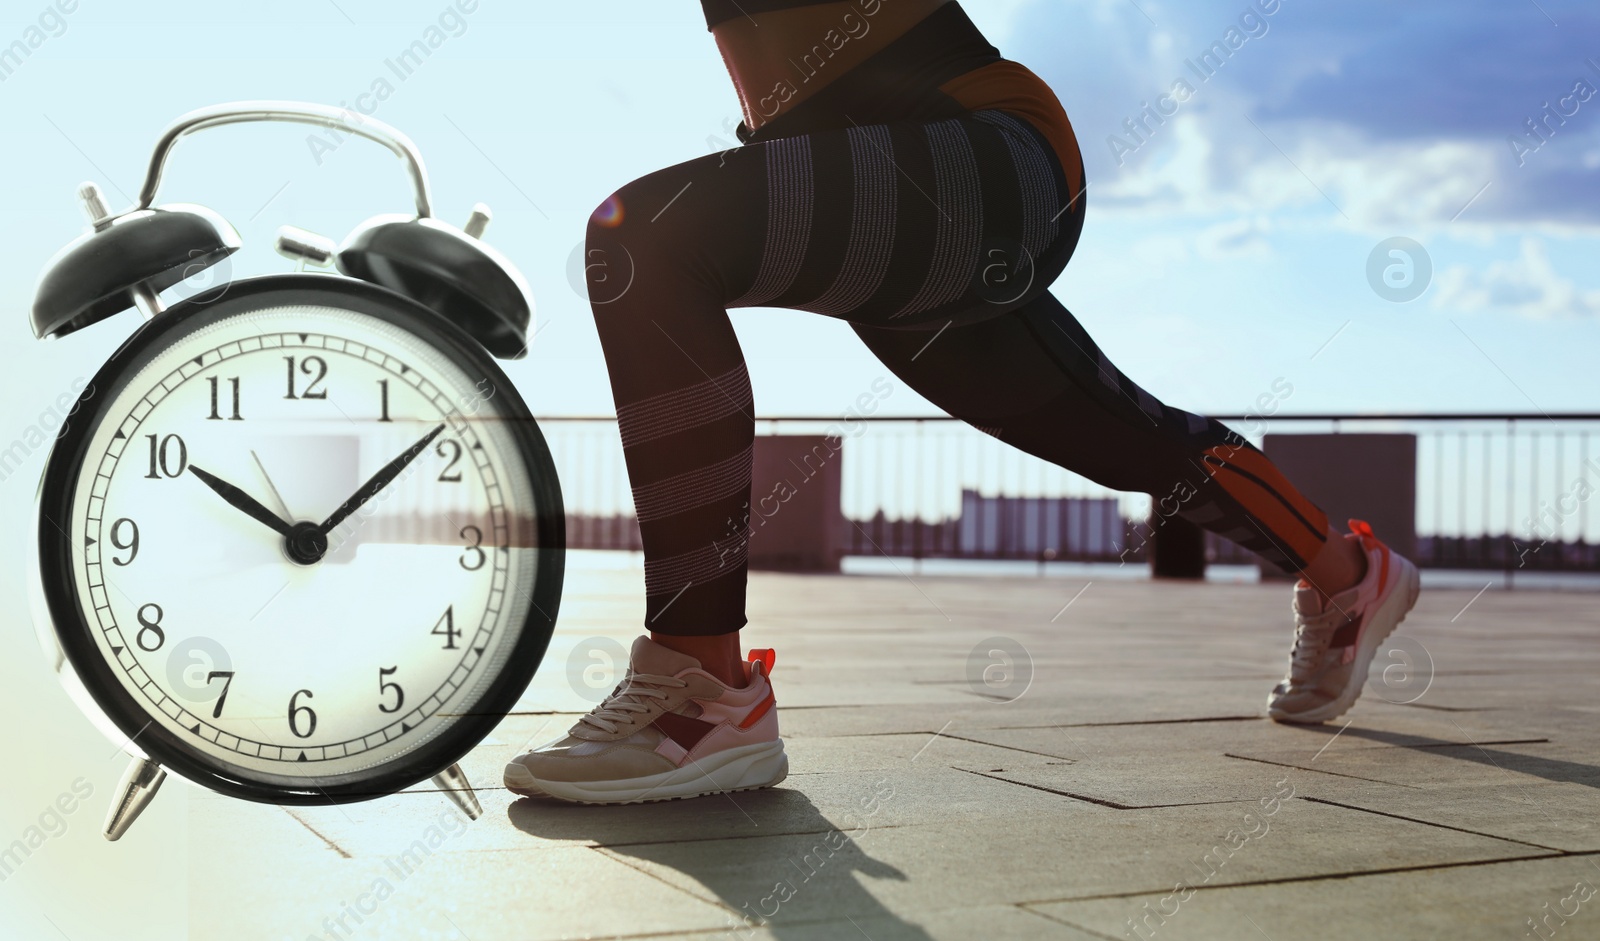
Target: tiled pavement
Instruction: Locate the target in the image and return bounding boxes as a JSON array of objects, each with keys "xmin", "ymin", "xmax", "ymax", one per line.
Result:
[{"xmin": 186, "ymin": 559, "xmax": 1600, "ymax": 940}]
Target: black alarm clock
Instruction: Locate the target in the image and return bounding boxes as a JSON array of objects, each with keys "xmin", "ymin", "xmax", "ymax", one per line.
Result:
[{"xmin": 26, "ymin": 102, "xmax": 565, "ymax": 840}]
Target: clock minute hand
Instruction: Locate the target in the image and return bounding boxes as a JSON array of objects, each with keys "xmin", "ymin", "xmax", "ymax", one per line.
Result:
[
  {"xmin": 188, "ymin": 465, "xmax": 294, "ymax": 536},
  {"xmin": 317, "ymin": 424, "xmax": 446, "ymax": 537}
]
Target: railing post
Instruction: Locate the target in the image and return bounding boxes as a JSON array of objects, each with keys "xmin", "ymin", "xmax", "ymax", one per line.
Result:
[{"xmin": 1148, "ymin": 510, "xmax": 1207, "ymax": 580}]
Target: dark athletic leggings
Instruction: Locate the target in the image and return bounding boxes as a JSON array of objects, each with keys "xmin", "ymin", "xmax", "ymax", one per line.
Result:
[{"xmin": 585, "ymin": 7, "xmax": 1332, "ymax": 636}]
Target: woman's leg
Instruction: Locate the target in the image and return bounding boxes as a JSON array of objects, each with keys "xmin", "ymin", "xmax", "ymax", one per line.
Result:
[
  {"xmin": 850, "ymin": 290, "xmax": 1364, "ymax": 594},
  {"xmin": 852, "ymin": 297, "xmax": 1414, "ymax": 729},
  {"xmin": 584, "ymin": 108, "xmax": 1083, "ymax": 683},
  {"xmin": 583, "ymin": 162, "xmax": 761, "ymax": 683}
]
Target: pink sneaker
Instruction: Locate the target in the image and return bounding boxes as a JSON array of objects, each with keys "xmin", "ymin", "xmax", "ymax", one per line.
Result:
[
  {"xmin": 504, "ymin": 637, "xmax": 787, "ymax": 804},
  {"xmin": 1267, "ymin": 519, "xmax": 1423, "ymax": 724}
]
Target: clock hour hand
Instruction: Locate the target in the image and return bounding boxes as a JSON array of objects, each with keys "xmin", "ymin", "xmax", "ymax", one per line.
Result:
[
  {"xmin": 188, "ymin": 464, "xmax": 294, "ymax": 536},
  {"xmin": 317, "ymin": 423, "xmax": 446, "ymax": 537}
]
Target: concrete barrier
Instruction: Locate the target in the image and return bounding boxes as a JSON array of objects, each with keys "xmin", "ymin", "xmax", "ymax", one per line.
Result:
[
  {"xmin": 1258, "ymin": 433, "xmax": 1418, "ymax": 579},
  {"xmin": 747, "ymin": 435, "xmax": 844, "ymax": 573}
]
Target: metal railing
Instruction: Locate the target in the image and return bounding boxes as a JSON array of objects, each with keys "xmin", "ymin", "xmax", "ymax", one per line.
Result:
[{"xmin": 536, "ymin": 413, "xmax": 1600, "ymax": 574}]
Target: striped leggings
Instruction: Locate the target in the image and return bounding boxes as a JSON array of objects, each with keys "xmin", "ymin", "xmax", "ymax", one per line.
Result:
[{"xmin": 584, "ymin": 66, "xmax": 1333, "ymax": 636}]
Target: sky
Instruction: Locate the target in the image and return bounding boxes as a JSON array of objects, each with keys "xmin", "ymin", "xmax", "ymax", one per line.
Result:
[
  {"xmin": 0, "ymin": 4, "xmax": 1596, "ymax": 935},
  {"xmin": 2, "ymin": 0, "xmax": 1598, "ymax": 438}
]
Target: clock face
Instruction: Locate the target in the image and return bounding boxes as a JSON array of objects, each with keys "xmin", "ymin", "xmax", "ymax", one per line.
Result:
[{"xmin": 44, "ymin": 279, "xmax": 561, "ymax": 796}]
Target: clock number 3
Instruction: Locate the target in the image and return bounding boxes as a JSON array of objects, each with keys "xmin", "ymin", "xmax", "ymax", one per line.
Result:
[{"xmin": 459, "ymin": 525, "xmax": 486, "ymax": 571}]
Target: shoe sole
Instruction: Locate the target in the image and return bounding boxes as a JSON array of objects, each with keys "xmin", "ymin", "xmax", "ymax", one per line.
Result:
[
  {"xmin": 1269, "ymin": 556, "xmax": 1423, "ymax": 725},
  {"xmin": 504, "ymin": 739, "xmax": 788, "ymax": 805}
]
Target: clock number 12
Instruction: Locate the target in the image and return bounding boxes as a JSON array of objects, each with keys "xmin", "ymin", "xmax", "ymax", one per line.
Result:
[{"xmin": 284, "ymin": 356, "xmax": 329, "ymax": 400}]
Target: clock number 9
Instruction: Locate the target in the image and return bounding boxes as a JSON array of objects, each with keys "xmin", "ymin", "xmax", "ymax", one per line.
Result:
[
  {"xmin": 144, "ymin": 434, "xmax": 188, "ymax": 479},
  {"xmin": 288, "ymin": 689, "xmax": 317, "ymax": 739},
  {"xmin": 110, "ymin": 518, "xmax": 140, "ymax": 566},
  {"xmin": 135, "ymin": 603, "xmax": 165, "ymax": 652},
  {"xmin": 378, "ymin": 666, "xmax": 405, "ymax": 714},
  {"xmin": 284, "ymin": 356, "xmax": 329, "ymax": 400},
  {"xmin": 459, "ymin": 525, "xmax": 486, "ymax": 571}
]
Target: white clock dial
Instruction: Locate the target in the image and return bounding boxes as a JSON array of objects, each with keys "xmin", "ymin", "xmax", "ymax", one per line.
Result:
[{"xmin": 66, "ymin": 303, "xmax": 545, "ymax": 785}]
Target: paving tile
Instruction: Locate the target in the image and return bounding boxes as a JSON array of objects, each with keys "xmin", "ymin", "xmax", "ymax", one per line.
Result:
[
  {"xmin": 596, "ymin": 797, "xmax": 1549, "ymax": 921},
  {"xmin": 188, "ymin": 790, "xmax": 341, "ymax": 859},
  {"xmin": 1029, "ymin": 854, "xmax": 1600, "ymax": 941},
  {"xmin": 934, "ymin": 716, "xmax": 1566, "ymax": 808},
  {"xmin": 782, "ymin": 730, "xmax": 1063, "ymax": 773},
  {"xmin": 653, "ymin": 903, "xmax": 1104, "ymax": 940},
  {"xmin": 961, "ymin": 753, "xmax": 1329, "ymax": 809},
  {"xmin": 1302, "ymin": 781, "xmax": 1600, "ymax": 852},
  {"xmin": 1227, "ymin": 739, "xmax": 1600, "ymax": 790},
  {"xmin": 189, "ymin": 844, "xmax": 731, "ymax": 941},
  {"xmin": 279, "ymin": 787, "xmax": 564, "ymax": 858}
]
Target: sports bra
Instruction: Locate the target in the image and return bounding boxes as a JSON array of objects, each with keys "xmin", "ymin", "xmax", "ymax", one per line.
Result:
[{"xmin": 701, "ymin": 0, "xmax": 841, "ymax": 29}]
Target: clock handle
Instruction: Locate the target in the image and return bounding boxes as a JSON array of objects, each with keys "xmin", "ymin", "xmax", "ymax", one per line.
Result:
[
  {"xmin": 432, "ymin": 763, "xmax": 483, "ymax": 821},
  {"xmin": 137, "ymin": 101, "xmax": 435, "ymax": 218},
  {"xmin": 104, "ymin": 756, "xmax": 166, "ymax": 842}
]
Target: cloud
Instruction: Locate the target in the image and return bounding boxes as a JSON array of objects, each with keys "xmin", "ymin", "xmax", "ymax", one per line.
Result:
[
  {"xmin": 1005, "ymin": 0, "xmax": 1600, "ymax": 226},
  {"xmin": 1196, "ymin": 216, "xmax": 1273, "ymax": 259},
  {"xmin": 1432, "ymin": 238, "xmax": 1600, "ymax": 318}
]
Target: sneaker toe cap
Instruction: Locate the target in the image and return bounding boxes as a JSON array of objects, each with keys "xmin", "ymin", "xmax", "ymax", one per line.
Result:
[
  {"xmin": 503, "ymin": 759, "xmax": 546, "ymax": 793},
  {"xmin": 1266, "ymin": 685, "xmax": 1337, "ymax": 721}
]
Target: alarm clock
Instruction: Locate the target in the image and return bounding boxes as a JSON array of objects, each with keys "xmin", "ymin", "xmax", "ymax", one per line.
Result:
[{"xmin": 26, "ymin": 102, "xmax": 566, "ymax": 840}]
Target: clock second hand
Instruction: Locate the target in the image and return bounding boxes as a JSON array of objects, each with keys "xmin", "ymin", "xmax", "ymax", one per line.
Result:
[
  {"xmin": 250, "ymin": 450, "xmax": 295, "ymax": 522},
  {"xmin": 317, "ymin": 423, "xmax": 447, "ymax": 538}
]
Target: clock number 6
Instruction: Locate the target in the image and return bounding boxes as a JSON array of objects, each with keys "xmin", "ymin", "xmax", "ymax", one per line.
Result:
[
  {"xmin": 460, "ymin": 525, "xmax": 486, "ymax": 571},
  {"xmin": 378, "ymin": 666, "xmax": 405, "ymax": 714},
  {"xmin": 288, "ymin": 689, "xmax": 317, "ymax": 739},
  {"xmin": 135, "ymin": 603, "xmax": 165, "ymax": 652}
]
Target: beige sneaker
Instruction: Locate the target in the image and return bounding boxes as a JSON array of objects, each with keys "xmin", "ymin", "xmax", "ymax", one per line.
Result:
[
  {"xmin": 504, "ymin": 636, "xmax": 787, "ymax": 804},
  {"xmin": 1267, "ymin": 519, "xmax": 1423, "ymax": 724}
]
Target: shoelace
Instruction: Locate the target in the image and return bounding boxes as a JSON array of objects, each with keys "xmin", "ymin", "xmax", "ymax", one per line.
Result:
[
  {"xmin": 576, "ymin": 672, "xmax": 688, "ymax": 735},
  {"xmin": 1286, "ymin": 608, "xmax": 1350, "ymax": 681}
]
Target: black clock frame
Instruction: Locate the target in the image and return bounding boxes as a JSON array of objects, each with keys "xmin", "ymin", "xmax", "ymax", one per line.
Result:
[{"xmin": 36, "ymin": 274, "xmax": 566, "ymax": 805}]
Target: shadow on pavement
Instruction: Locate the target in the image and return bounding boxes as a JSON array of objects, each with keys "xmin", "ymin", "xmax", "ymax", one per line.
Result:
[
  {"xmin": 1346, "ymin": 727, "xmax": 1600, "ymax": 789},
  {"xmin": 507, "ymin": 786, "xmax": 935, "ymax": 939}
]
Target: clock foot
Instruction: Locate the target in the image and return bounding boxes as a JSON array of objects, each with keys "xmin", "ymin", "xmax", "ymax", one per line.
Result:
[
  {"xmin": 432, "ymin": 763, "xmax": 482, "ymax": 820},
  {"xmin": 104, "ymin": 756, "xmax": 166, "ymax": 841}
]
